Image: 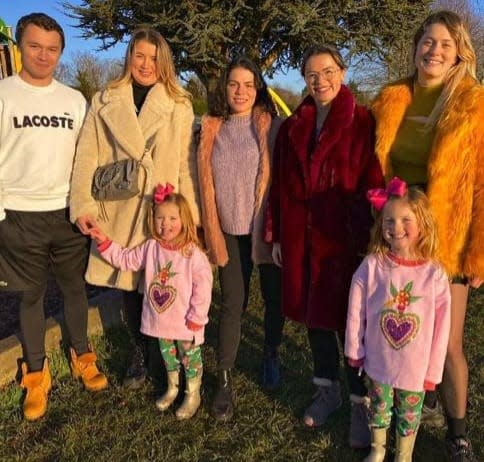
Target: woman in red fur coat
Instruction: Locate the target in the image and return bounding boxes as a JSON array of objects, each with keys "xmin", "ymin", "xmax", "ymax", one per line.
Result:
[{"xmin": 269, "ymin": 45, "xmax": 383, "ymax": 448}]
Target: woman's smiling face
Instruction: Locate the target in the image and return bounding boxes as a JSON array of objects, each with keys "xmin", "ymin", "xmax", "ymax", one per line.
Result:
[{"xmin": 414, "ymin": 22, "xmax": 458, "ymax": 86}]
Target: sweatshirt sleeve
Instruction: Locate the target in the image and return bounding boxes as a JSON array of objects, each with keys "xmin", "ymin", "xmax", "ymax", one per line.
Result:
[
  {"xmin": 344, "ymin": 260, "xmax": 369, "ymax": 361},
  {"xmin": 99, "ymin": 240, "xmax": 148, "ymax": 272},
  {"xmin": 185, "ymin": 250, "xmax": 213, "ymax": 327},
  {"xmin": 424, "ymin": 267, "xmax": 451, "ymax": 385}
]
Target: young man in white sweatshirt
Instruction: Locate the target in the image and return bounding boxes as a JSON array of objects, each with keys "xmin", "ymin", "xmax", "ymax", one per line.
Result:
[{"xmin": 0, "ymin": 12, "xmax": 107, "ymax": 421}]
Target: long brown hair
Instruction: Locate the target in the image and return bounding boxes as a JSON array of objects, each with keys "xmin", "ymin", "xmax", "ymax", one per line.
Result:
[
  {"xmin": 369, "ymin": 188, "xmax": 438, "ymax": 261},
  {"xmin": 108, "ymin": 27, "xmax": 190, "ymax": 102}
]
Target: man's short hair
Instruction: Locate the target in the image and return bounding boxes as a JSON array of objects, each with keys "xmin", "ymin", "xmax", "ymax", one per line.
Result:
[{"xmin": 15, "ymin": 12, "xmax": 65, "ymax": 51}]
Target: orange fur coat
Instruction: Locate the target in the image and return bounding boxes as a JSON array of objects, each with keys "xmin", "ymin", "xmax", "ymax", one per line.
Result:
[{"xmin": 372, "ymin": 77, "xmax": 484, "ymax": 279}]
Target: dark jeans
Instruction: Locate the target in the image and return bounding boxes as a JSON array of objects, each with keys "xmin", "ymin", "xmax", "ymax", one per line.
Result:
[
  {"xmin": 217, "ymin": 233, "xmax": 284, "ymax": 370},
  {"xmin": 2, "ymin": 209, "xmax": 90, "ymax": 371},
  {"xmin": 308, "ymin": 328, "xmax": 366, "ymax": 397}
]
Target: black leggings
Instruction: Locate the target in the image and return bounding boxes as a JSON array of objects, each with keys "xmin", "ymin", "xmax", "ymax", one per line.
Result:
[
  {"xmin": 308, "ymin": 328, "xmax": 366, "ymax": 397},
  {"xmin": 217, "ymin": 233, "xmax": 284, "ymax": 370}
]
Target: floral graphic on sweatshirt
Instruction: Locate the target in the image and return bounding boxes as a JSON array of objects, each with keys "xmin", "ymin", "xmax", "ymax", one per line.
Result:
[
  {"xmin": 380, "ymin": 281, "xmax": 421, "ymax": 350},
  {"xmin": 148, "ymin": 261, "xmax": 178, "ymax": 314}
]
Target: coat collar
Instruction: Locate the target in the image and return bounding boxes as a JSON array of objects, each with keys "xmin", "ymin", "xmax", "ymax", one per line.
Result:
[
  {"xmin": 287, "ymin": 84, "xmax": 356, "ymax": 186},
  {"xmin": 98, "ymin": 82, "xmax": 177, "ymax": 160}
]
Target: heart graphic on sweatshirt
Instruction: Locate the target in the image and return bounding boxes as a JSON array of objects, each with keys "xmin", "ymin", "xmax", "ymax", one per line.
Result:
[
  {"xmin": 149, "ymin": 282, "xmax": 176, "ymax": 314},
  {"xmin": 380, "ymin": 309, "xmax": 420, "ymax": 350}
]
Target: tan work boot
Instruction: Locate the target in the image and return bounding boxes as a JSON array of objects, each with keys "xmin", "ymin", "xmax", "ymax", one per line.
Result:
[
  {"xmin": 155, "ymin": 370, "xmax": 180, "ymax": 411},
  {"xmin": 363, "ymin": 427, "xmax": 387, "ymax": 462},
  {"xmin": 394, "ymin": 431, "xmax": 418, "ymax": 462},
  {"xmin": 20, "ymin": 359, "xmax": 52, "ymax": 421},
  {"xmin": 176, "ymin": 370, "xmax": 202, "ymax": 420},
  {"xmin": 70, "ymin": 347, "xmax": 108, "ymax": 391}
]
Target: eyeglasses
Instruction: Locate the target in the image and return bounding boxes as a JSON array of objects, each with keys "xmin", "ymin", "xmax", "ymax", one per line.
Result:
[{"xmin": 305, "ymin": 68, "xmax": 340, "ymax": 82}]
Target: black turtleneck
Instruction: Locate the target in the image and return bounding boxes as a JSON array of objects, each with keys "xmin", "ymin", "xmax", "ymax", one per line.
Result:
[{"xmin": 132, "ymin": 81, "xmax": 155, "ymax": 115}]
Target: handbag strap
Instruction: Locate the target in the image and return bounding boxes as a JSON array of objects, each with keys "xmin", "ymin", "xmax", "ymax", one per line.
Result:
[{"xmin": 138, "ymin": 134, "xmax": 157, "ymax": 165}]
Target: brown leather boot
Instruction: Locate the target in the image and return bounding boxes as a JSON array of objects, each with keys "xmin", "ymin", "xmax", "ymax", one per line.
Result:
[
  {"xmin": 70, "ymin": 347, "xmax": 108, "ymax": 391},
  {"xmin": 20, "ymin": 359, "xmax": 52, "ymax": 421}
]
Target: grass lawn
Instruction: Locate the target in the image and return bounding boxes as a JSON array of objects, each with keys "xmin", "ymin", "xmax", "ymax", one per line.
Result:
[{"xmin": 0, "ymin": 279, "xmax": 482, "ymax": 462}]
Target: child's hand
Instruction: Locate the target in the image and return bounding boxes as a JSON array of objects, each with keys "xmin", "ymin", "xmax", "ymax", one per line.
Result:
[
  {"xmin": 89, "ymin": 227, "xmax": 108, "ymax": 244},
  {"xmin": 186, "ymin": 320, "xmax": 203, "ymax": 331}
]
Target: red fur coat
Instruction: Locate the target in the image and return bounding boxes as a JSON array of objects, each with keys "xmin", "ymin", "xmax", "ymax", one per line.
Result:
[{"xmin": 269, "ymin": 86, "xmax": 384, "ymax": 330}]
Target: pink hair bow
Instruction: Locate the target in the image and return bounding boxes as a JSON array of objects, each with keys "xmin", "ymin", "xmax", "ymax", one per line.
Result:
[
  {"xmin": 367, "ymin": 177, "xmax": 407, "ymax": 211},
  {"xmin": 153, "ymin": 183, "xmax": 175, "ymax": 204}
]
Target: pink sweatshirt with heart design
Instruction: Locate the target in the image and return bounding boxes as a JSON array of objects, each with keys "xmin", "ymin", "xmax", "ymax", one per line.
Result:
[
  {"xmin": 100, "ymin": 239, "xmax": 213, "ymax": 345},
  {"xmin": 344, "ymin": 253, "xmax": 451, "ymax": 392}
]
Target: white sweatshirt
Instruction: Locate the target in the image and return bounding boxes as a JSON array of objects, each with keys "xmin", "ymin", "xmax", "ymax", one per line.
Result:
[{"xmin": 0, "ymin": 75, "xmax": 86, "ymax": 219}]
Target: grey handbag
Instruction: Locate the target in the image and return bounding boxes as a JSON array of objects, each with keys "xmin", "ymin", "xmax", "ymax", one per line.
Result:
[{"xmin": 91, "ymin": 139, "xmax": 153, "ymax": 201}]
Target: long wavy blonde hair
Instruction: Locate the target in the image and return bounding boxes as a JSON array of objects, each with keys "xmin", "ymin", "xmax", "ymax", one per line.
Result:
[
  {"xmin": 412, "ymin": 10, "xmax": 477, "ymax": 128},
  {"xmin": 108, "ymin": 27, "xmax": 190, "ymax": 102},
  {"xmin": 369, "ymin": 188, "xmax": 438, "ymax": 261}
]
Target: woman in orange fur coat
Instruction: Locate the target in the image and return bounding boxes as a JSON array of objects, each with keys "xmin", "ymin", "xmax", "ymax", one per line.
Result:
[{"xmin": 371, "ymin": 10, "xmax": 483, "ymax": 462}]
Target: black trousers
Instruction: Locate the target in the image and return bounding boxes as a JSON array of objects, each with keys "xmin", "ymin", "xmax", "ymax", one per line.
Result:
[
  {"xmin": 217, "ymin": 233, "xmax": 284, "ymax": 370},
  {"xmin": 0, "ymin": 209, "xmax": 90, "ymax": 371},
  {"xmin": 308, "ymin": 328, "xmax": 366, "ymax": 397}
]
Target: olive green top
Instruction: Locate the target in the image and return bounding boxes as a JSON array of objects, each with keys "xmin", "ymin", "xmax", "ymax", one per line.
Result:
[{"xmin": 390, "ymin": 83, "xmax": 443, "ymax": 185}]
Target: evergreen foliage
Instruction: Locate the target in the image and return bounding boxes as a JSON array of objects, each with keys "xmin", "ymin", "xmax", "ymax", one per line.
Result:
[{"xmin": 62, "ymin": 0, "xmax": 433, "ymax": 100}]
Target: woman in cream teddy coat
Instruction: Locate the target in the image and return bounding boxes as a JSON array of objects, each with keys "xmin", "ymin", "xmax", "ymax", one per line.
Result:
[{"xmin": 70, "ymin": 27, "xmax": 199, "ymax": 388}]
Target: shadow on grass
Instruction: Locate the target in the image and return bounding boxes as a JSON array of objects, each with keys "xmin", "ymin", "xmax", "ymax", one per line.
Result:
[{"xmin": 0, "ymin": 283, "xmax": 481, "ymax": 461}]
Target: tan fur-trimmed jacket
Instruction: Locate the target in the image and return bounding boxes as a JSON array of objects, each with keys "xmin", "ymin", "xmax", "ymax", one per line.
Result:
[
  {"xmin": 70, "ymin": 83, "xmax": 199, "ymax": 290},
  {"xmin": 372, "ymin": 77, "xmax": 484, "ymax": 279},
  {"xmin": 197, "ymin": 108, "xmax": 282, "ymax": 266}
]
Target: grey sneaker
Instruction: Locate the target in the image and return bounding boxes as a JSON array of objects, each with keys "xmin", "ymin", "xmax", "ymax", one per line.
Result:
[
  {"xmin": 445, "ymin": 437, "xmax": 478, "ymax": 462},
  {"xmin": 349, "ymin": 398, "xmax": 371, "ymax": 448},
  {"xmin": 420, "ymin": 401, "xmax": 445, "ymax": 428},
  {"xmin": 303, "ymin": 381, "xmax": 342, "ymax": 427}
]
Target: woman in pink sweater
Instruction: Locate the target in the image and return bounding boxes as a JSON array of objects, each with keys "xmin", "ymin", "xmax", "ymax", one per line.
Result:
[
  {"xmin": 90, "ymin": 184, "xmax": 213, "ymax": 420},
  {"xmin": 345, "ymin": 178, "xmax": 451, "ymax": 462}
]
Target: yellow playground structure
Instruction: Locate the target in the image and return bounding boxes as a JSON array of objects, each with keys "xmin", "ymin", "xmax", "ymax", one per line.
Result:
[
  {"xmin": 0, "ymin": 17, "xmax": 21, "ymax": 79},
  {"xmin": 268, "ymin": 87, "xmax": 292, "ymax": 117}
]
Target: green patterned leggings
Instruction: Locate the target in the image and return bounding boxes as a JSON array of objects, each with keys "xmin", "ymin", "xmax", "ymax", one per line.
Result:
[
  {"xmin": 158, "ymin": 339, "xmax": 203, "ymax": 379},
  {"xmin": 367, "ymin": 376, "xmax": 425, "ymax": 436}
]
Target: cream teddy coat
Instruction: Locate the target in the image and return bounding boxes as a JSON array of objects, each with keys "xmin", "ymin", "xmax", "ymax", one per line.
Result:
[{"xmin": 70, "ymin": 82, "xmax": 199, "ymax": 290}]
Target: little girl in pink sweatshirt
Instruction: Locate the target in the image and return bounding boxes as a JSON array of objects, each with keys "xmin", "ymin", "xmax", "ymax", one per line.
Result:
[
  {"xmin": 345, "ymin": 178, "xmax": 450, "ymax": 462},
  {"xmin": 90, "ymin": 184, "xmax": 213, "ymax": 420}
]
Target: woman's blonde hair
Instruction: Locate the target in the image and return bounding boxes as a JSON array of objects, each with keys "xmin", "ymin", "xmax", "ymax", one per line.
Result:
[
  {"xmin": 108, "ymin": 27, "xmax": 191, "ymax": 102},
  {"xmin": 369, "ymin": 187, "xmax": 438, "ymax": 261},
  {"xmin": 146, "ymin": 192, "xmax": 200, "ymax": 249},
  {"xmin": 412, "ymin": 10, "xmax": 477, "ymax": 127}
]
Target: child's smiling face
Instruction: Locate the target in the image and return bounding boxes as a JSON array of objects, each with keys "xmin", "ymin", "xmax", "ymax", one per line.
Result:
[
  {"xmin": 382, "ymin": 198, "xmax": 420, "ymax": 259},
  {"xmin": 154, "ymin": 202, "xmax": 182, "ymax": 243}
]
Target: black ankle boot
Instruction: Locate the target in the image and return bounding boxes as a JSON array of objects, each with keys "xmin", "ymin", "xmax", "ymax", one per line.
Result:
[
  {"xmin": 211, "ymin": 369, "xmax": 234, "ymax": 422},
  {"xmin": 123, "ymin": 344, "xmax": 147, "ymax": 389},
  {"xmin": 262, "ymin": 348, "xmax": 280, "ymax": 390}
]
